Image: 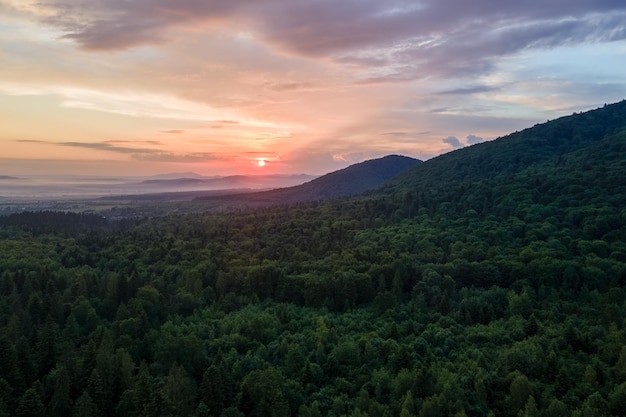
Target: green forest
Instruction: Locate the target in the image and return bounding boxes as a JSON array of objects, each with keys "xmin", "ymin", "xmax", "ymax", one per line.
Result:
[{"xmin": 1, "ymin": 101, "xmax": 626, "ymax": 417}]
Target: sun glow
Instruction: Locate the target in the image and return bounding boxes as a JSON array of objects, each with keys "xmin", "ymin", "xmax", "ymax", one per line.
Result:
[{"xmin": 258, "ymin": 159, "xmax": 266, "ymax": 167}]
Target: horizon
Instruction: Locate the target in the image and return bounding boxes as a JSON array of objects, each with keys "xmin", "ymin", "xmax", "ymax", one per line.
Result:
[
  {"xmin": 0, "ymin": 170, "xmax": 322, "ymax": 201},
  {"xmin": 1, "ymin": 1, "xmax": 626, "ymax": 177},
  {"xmin": 0, "ymin": 153, "xmax": 419, "ymax": 200}
]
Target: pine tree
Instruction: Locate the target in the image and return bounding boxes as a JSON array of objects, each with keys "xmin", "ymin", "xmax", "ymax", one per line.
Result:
[
  {"xmin": 86, "ymin": 369, "xmax": 106, "ymax": 413},
  {"xmin": 517, "ymin": 395, "xmax": 539, "ymax": 417},
  {"xmin": 400, "ymin": 391, "xmax": 416, "ymax": 417},
  {"xmin": 161, "ymin": 363, "xmax": 197, "ymax": 417},
  {"xmin": 16, "ymin": 386, "xmax": 45, "ymax": 417},
  {"xmin": 132, "ymin": 361, "xmax": 152, "ymax": 415},
  {"xmin": 73, "ymin": 392, "xmax": 99, "ymax": 417},
  {"xmin": 200, "ymin": 365, "xmax": 225, "ymax": 416},
  {"xmin": 0, "ymin": 336, "xmax": 19, "ymax": 388},
  {"xmin": 545, "ymin": 398, "xmax": 569, "ymax": 417},
  {"xmin": 0, "ymin": 399, "xmax": 10, "ymax": 417},
  {"xmin": 49, "ymin": 366, "xmax": 72, "ymax": 417},
  {"xmin": 609, "ymin": 381, "xmax": 626, "ymax": 417},
  {"xmin": 36, "ymin": 315, "xmax": 59, "ymax": 378}
]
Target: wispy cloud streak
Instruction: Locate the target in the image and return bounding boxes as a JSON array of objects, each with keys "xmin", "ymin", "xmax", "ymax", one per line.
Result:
[
  {"xmin": 36, "ymin": 0, "xmax": 626, "ymax": 83},
  {"xmin": 16, "ymin": 139, "xmax": 221, "ymax": 163}
]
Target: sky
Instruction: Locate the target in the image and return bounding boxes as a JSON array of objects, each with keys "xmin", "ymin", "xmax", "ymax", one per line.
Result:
[{"xmin": 1, "ymin": 0, "xmax": 626, "ymax": 176}]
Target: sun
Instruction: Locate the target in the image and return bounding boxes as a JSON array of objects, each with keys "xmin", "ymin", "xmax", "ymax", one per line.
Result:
[{"xmin": 258, "ymin": 159, "xmax": 266, "ymax": 167}]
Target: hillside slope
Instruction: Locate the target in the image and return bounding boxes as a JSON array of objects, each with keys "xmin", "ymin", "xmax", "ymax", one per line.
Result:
[
  {"xmin": 374, "ymin": 100, "xmax": 626, "ymax": 218},
  {"xmin": 269, "ymin": 154, "xmax": 421, "ymax": 202},
  {"xmin": 194, "ymin": 154, "xmax": 421, "ymax": 207}
]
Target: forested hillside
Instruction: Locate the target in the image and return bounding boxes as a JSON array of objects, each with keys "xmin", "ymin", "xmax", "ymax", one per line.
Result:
[{"xmin": 1, "ymin": 102, "xmax": 626, "ymax": 417}]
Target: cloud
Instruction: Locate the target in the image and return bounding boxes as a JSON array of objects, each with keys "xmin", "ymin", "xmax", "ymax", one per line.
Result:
[
  {"xmin": 132, "ymin": 152, "xmax": 221, "ymax": 163},
  {"xmin": 18, "ymin": 138, "xmax": 160, "ymax": 156},
  {"xmin": 437, "ymin": 85, "xmax": 500, "ymax": 95},
  {"xmin": 441, "ymin": 134, "xmax": 485, "ymax": 149},
  {"xmin": 442, "ymin": 136, "xmax": 463, "ymax": 149},
  {"xmin": 15, "ymin": 139, "xmax": 139, "ymax": 152},
  {"xmin": 17, "ymin": 139, "xmax": 223, "ymax": 163},
  {"xmin": 265, "ymin": 81, "xmax": 319, "ymax": 92},
  {"xmin": 58, "ymin": 141, "xmax": 155, "ymax": 154},
  {"xmin": 60, "ymin": 20, "xmax": 165, "ymax": 51},
  {"xmin": 1, "ymin": 82, "xmax": 243, "ymax": 122},
  {"xmin": 105, "ymin": 139, "xmax": 162, "ymax": 145},
  {"xmin": 265, "ymin": 1, "xmax": 626, "ymax": 83},
  {"xmin": 38, "ymin": 0, "xmax": 626, "ymax": 83},
  {"xmin": 379, "ymin": 131, "xmax": 433, "ymax": 144},
  {"xmin": 466, "ymin": 135, "xmax": 484, "ymax": 145},
  {"xmin": 16, "ymin": 139, "xmax": 47, "ymax": 143}
]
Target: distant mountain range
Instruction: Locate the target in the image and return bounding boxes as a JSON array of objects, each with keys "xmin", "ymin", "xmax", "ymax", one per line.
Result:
[
  {"xmin": 145, "ymin": 172, "xmax": 209, "ymax": 180},
  {"xmin": 194, "ymin": 155, "xmax": 421, "ymax": 206},
  {"xmin": 0, "ymin": 173, "xmax": 317, "ymax": 201},
  {"xmin": 134, "ymin": 174, "xmax": 317, "ymax": 191}
]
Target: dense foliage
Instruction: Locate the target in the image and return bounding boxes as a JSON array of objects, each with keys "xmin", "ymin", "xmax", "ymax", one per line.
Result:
[{"xmin": 1, "ymin": 101, "xmax": 626, "ymax": 417}]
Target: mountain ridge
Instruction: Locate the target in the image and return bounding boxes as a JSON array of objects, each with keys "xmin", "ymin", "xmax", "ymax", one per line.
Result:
[
  {"xmin": 376, "ymin": 100, "xmax": 626, "ymax": 207},
  {"xmin": 194, "ymin": 154, "xmax": 421, "ymax": 206},
  {"xmin": 191, "ymin": 101, "xmax": 625, "ymax": 211}
]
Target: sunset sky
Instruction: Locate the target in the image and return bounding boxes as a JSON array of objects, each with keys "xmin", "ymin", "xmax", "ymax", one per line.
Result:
[{"xmin": 1, "ymin": 0, "xmax": 626, "ymax": 176}]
